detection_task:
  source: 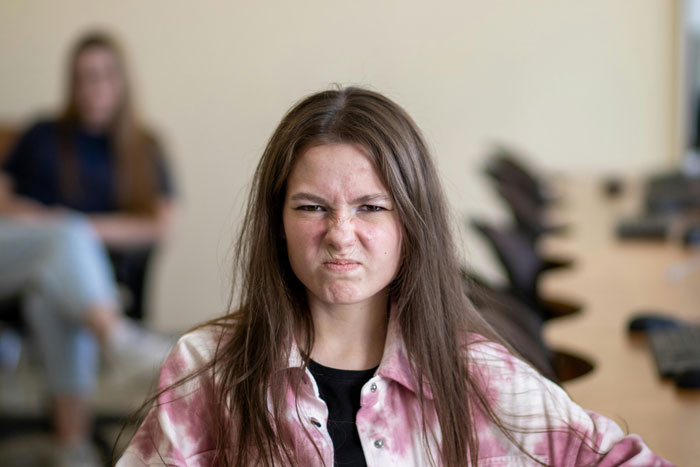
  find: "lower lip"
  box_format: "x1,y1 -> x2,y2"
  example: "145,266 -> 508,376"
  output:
323,262 -> 360,272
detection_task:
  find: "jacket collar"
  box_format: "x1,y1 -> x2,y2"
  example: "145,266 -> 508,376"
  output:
284,303 -> 434,400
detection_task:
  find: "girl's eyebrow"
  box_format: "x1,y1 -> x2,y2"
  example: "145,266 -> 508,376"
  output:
288,192 -> 390,204
353,193 -> 390,204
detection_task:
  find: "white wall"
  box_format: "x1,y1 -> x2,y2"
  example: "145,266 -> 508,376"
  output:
0,0 -> 676,331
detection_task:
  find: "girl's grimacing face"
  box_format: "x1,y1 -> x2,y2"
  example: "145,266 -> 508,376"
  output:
283,143 -> 403,307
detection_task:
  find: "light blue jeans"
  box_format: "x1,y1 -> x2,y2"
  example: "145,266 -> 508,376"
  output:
0,213 -> 118,396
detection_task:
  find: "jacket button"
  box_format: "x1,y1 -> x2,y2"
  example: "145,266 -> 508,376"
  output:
370,382 -> 377,393
310,418 -> 322,428
373,439 -> 384,449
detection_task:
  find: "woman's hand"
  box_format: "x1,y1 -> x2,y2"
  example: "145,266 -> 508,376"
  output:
88,198 -> 177,248
0,171 -> 62,221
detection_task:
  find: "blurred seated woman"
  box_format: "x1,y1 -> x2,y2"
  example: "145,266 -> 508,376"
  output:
117,88 -> 668,466
0,31 -> 176,465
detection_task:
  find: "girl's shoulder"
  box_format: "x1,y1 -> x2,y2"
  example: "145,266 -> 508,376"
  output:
174,324 -> 225,357
462,332 -> 524,372
158,322 -> 231,387
119,325 -> 227,466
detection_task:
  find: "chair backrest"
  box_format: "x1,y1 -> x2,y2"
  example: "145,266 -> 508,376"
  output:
485,158 -> 540,202
465,271 -> 592,383
484,147 -> 552,206
0,125 -> 19,164
463,271 -> 557,382
108,246 -> 156,321
495,182 -> 546,240
470,219 -> 541,301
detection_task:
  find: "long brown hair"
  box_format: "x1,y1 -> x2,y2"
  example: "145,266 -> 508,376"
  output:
58,31 -> 160,215
122,87 -> 578,466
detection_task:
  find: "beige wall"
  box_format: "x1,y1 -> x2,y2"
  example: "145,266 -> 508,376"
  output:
0,1 -> 676,331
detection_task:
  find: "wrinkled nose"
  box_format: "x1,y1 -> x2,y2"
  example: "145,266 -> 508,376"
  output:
325,214 -> 356,253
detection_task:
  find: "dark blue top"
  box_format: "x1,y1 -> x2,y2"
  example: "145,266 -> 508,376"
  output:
1,119 -> 175,213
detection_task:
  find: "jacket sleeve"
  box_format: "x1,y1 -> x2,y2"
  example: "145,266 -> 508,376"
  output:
468,340 -> 676,466
116,328 -> 220,467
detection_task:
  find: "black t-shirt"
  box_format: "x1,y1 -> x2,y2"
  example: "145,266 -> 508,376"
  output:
307,359 -> 378,467
1,119 -> 175,213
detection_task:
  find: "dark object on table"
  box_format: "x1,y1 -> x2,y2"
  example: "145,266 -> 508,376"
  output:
616,216 -> 670,240
675,368 -> 700,389
627,313 -> 685,333
644,172 -> 700,216
648,326 -> 700,379
602,176 -> 623,198
683,225 -> 700,247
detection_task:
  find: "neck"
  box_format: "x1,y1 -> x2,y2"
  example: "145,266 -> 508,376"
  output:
308,292 -> 389,370
80,114 -> 112,135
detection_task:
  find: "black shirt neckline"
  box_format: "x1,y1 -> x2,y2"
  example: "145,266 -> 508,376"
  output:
307,359 -> 378,382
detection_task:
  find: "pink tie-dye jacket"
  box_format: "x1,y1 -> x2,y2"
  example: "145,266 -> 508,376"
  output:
117,316 -> 673,466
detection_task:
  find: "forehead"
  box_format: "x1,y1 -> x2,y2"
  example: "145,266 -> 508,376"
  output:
75,46 -> 118,69
287,143 -> 387,196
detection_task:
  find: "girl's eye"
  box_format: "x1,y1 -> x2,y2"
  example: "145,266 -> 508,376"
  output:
360,205 -> 385,212
297,205 -> 325,212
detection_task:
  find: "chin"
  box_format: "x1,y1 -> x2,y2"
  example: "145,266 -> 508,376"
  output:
319,285 -> 368,305
323,293 -> 364,305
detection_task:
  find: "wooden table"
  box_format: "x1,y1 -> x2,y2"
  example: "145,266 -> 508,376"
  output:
541,177 -> 700,465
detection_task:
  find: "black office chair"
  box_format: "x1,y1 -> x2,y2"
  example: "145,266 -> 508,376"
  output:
464,271 -> 555,381
107,246 -> 156,321
493,182 -> 569,242
484,147 -> 559,208
464,271 -> 593,384
0,245 -> 157,464
469,219 -> 580,321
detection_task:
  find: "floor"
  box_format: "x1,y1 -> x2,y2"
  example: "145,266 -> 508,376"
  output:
0,338 -> 157,467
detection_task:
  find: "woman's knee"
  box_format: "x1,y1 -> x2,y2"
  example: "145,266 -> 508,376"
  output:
29,213 -> 116,314
48,213 -> 98,248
